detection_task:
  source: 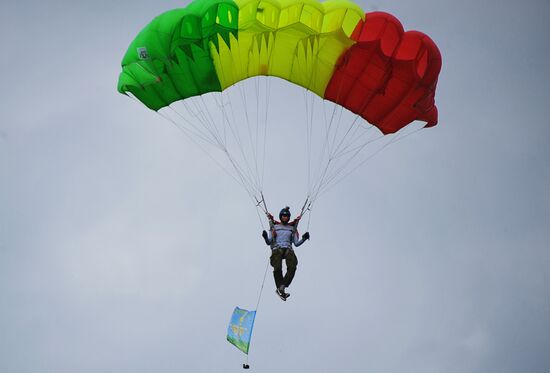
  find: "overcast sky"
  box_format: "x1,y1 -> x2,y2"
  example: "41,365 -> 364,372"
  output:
1,1 -> 549,372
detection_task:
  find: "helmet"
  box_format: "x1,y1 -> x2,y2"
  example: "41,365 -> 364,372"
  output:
279,206 -> 291,220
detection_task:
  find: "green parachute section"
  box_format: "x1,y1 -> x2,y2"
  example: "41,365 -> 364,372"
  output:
118,0 -> 238,110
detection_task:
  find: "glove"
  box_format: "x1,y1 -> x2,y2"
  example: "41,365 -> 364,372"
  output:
262,230 -> 268,240
266,213 -> 274,220
302,232 -> 310,240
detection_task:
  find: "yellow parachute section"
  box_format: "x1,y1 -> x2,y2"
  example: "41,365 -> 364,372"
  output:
209,0 -> 364,96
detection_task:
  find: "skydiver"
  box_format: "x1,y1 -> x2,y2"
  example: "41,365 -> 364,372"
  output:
261,206 -> 310,301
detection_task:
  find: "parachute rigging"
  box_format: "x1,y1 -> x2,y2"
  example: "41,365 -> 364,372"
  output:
118,0 -> 441,227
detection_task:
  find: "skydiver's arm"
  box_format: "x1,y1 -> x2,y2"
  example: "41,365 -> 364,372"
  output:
289,216 -> 305,246
262,230 -> 272,245
293,231 -> 310,247
293,231 -> 305,247
291,215 -> 302,226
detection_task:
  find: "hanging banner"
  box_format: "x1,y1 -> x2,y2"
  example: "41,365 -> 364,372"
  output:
227,307 -> 256,354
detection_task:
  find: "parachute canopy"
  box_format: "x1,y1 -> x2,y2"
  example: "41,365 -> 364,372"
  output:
118,0 -> 441,135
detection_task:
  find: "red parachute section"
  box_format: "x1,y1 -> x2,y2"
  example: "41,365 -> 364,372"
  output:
325,12 -> 442,135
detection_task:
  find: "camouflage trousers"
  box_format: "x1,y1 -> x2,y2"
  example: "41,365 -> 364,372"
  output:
270,248 -> 298,288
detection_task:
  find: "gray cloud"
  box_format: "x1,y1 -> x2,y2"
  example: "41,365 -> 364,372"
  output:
1,1 -> 549,372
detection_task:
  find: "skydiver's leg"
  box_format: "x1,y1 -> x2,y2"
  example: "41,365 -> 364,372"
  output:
282,249 -> 298,287
270,249 -> 284,289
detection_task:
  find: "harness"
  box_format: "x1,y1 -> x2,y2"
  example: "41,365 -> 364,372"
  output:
267,216 -> 299,250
